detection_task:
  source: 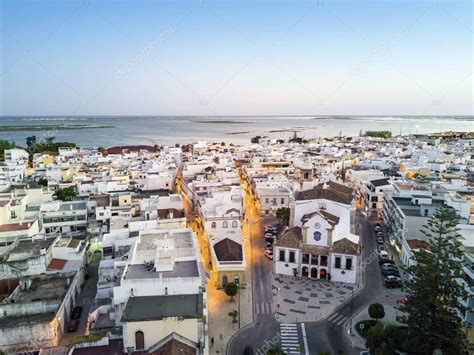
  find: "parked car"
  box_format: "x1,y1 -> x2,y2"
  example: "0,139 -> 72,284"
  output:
379,259 -> 393,266
376,231 -> 383,237
265,225 -> 278,233
67,319 -> 80,332
385,275 -> 401,282
381,263 -> 397,270
265,236 -> 275,244
385,277 -> 401,288
385,280 -> 401,289
379,250 -> 389,259
264,249 -> 273,259
382,269 -> 400,277
376,237 -> 384,244
374,225 -> 381,232
265,232 -> 276,239
71,306 -> 83,320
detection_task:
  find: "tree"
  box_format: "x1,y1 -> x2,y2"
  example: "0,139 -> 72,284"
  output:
276,207 -> 290,226
250,136 -> 261,144
400,208 -> 468,354
37,177 -> 48,187
368,303 -> 385,321
53,186 -> 77,201
366,322 -> 400,355
26,135 -> 37,150
266,347 -> 285,355
224,282 -> 238,302
228,310 -> 238,323
0,139 -> 16,156
44,135 -> 55,145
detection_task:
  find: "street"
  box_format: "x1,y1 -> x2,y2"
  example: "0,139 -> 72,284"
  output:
228,194 -> 384,354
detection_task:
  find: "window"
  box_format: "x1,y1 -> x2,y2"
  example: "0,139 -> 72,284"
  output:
279,250 -> 285,262
222,221 -> 228,228
311,255 -> 319,265
372,203 -> 377,209
10,211 -> 16,219
289,251 -> 295,263
232,220 -> 238,228
211,222 -> 216,229
265,198 -> 269,204
313,231 -> 322,241
345,258 -> 353,270
302,253 -> 310,264
335,257 -> 342,269
320,255 -> 328,266
135,331 -> 145,350
281,198 -> 285,205
371,196 -> 378,202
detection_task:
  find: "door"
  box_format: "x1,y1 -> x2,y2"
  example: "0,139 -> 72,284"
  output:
135,331 -> 145,350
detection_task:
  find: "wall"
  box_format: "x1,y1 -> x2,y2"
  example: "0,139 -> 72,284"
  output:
274,247 -> 299,276
329,253 -> 357,284
123,317 -> 199,350
294,199 -> 351,234
0,317 -> 60,352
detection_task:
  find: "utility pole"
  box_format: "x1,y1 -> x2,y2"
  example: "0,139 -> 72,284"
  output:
350,289 -> 354,335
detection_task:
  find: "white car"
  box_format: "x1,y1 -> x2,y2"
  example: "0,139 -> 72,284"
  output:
265,225 -> 278,232
385,275 -> 401,282
379,250 -> 389,259
264,249 -> 273,259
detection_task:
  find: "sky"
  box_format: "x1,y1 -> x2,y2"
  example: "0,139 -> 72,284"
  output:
0,0 -> 472,117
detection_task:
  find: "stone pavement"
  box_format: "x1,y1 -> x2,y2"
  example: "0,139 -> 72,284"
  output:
272,274 -> 361,323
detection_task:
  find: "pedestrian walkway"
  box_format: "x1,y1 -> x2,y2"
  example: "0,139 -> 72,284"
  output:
272,274 -> 360,323
254,301 -> 273,315
279,323 -> 301,354
327,311 -> 349,326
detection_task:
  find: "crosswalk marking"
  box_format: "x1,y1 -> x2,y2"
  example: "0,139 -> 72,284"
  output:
327,312 -> 349,326
255,302 -> 273,315
279,323 -> 301,354
336,315 -> 348,325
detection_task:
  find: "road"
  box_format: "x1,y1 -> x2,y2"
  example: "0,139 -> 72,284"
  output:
228,198 -> 383,354
305,210 -> 382,354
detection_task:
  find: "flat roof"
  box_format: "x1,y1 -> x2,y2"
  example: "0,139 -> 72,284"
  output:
5,237 -> 56,261
122,294 -> 202,322
124,260 -> 199,280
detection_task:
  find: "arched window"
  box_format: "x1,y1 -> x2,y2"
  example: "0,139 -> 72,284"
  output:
135,331 -> 145,350
211,222 -> 217,229
222,221 -> 228,228
232,220 -> 238,228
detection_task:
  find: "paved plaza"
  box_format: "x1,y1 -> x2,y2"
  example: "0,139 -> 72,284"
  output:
271,274 -> 362,323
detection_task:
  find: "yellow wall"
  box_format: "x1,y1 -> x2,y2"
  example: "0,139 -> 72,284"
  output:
124,317 -> 199,350
216,270 -> 245,288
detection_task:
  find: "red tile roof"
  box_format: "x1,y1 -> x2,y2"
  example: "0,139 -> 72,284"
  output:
0,222 -> 32,232
47,258 -> 67,270
407,239 -> 431,251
